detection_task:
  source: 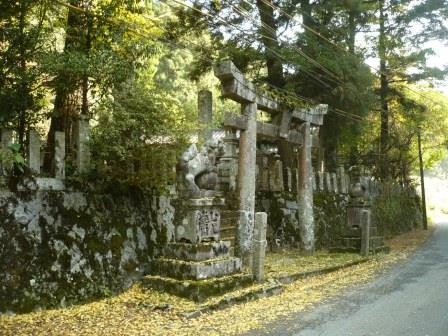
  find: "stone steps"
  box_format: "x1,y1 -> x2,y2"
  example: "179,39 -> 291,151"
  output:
163,241 -> 231,261
342,236 -> 385,249
345,226 -> 378,237
150,257 -> 242,280
142,273 -> 253,302
330,235 -> 389,254
330,245 -> 390,254
220,210 -> 237,248
220,225 -> 236,237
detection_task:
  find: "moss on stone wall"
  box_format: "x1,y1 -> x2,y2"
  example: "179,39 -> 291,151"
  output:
314,192 -> 349,249
0,183 -> 175,313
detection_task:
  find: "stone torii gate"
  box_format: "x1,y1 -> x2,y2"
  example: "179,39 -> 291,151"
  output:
214,61 -> 328,264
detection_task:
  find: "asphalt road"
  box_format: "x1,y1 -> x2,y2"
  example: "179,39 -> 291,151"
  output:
245,220 -> 448,336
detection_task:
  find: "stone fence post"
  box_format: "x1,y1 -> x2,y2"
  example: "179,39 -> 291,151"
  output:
252,212 -> 267,282
28,130 -> 41,174
54,131 -> 65,179
360,209 -> 371,256
75,117 -> 90,174
198,90 -> 213,143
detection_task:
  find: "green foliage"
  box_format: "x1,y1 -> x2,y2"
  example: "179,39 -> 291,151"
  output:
0,0 -> 50,139
0,144 -> 26,174
90,69 -> 193,190
372,182 -> 423,237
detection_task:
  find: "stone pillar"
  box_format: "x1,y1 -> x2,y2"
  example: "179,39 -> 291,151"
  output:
332,172 -> 338,194
336,167 -> 345,193
286,167 -> 292,192
318,171 -> 324,191
1,129 -> 13,176
198,90 -> 213,143
236,102 -> 257,267
1,129 -> 13,150
292,168 -> 299,194
220,128 -> 239,192
75,117 -> 90,174
298,122 -> 314,254
325,172 -> 332,192
360,209 -> 371,256
252,212 -> 267,283
269,159 -> 284,192
54,131 -> 65,179
27,130 -> 40,174
258,155 -> 269,192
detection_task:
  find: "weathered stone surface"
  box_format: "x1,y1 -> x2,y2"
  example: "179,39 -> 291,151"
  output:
298,122 -> 315,254
337,167 -> 346,193
269,159 -> 284,192
175,197 -> 224,244
198,90 -> 213,143
235,210 -> 254,266
151,256 -> 242,280
17,177 -> 65,191
0,187 -> 174,313
74,117 -> 90,174
332,172 -> 338,194
142,273 -> 253,302
27,130 -> 40,174
258,157 -> 270,192
286,167 -> 292,192
177,141 -> 223,197
360,209 -> 371,256
325,172 -> 332,192
163,241 -> 231,261
54,131 -> 65,179
285,200 -> 299,210
236,102 -> 257,267
1,129 -> 13,150
252,212 -> 267,282
318,171 -> 324,191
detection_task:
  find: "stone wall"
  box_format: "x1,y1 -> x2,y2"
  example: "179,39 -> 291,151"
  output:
313,192 -> 350,249
0,178 -> 175,313
256,191 -> 349,250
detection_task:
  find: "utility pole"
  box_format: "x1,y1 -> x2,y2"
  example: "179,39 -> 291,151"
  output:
417,127 -> 428,230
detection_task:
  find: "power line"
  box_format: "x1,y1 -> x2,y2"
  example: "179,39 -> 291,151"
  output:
258,0 -> 442,109
218,0 -> 344,86
52,0 -> 393,133
166,0 -> 343,88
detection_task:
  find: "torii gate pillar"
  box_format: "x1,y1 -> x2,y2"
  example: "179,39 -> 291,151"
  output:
237,102 -> 257,267
298,122 -> 314,254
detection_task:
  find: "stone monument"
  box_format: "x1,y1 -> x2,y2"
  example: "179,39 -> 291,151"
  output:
331,167 -> 389,255
144,118 -> 252,302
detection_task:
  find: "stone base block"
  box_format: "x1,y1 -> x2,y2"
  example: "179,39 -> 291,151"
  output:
163,241 -> 231,261
142,273 -> 253,302
330,236 -> 389,254
151,257 -> 242,280
345,226 -> 378,237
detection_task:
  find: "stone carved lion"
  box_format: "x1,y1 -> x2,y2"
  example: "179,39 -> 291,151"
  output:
177,140 -> 224,197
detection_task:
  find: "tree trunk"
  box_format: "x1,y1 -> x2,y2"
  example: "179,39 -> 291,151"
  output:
348,9 -> 356,54
255,0 -> 285,88
378,0 -> 389,179
44,0 -> 90,172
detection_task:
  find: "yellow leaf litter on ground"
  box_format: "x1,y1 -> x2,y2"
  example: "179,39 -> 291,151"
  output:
0,226 -> 434,336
